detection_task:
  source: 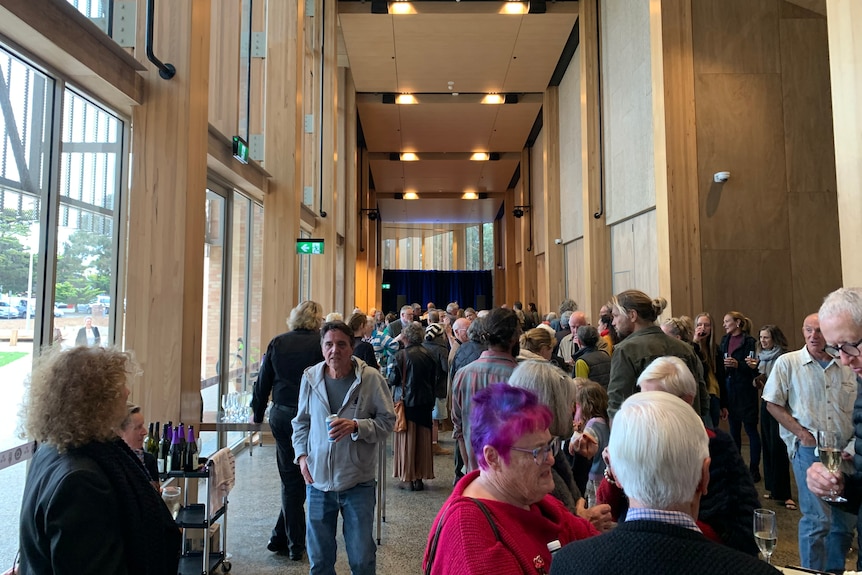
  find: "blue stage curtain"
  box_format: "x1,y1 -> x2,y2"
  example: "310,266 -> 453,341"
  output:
381,270 -> 493,315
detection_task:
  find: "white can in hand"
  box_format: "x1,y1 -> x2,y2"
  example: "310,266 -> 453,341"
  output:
326,414 -> 337,442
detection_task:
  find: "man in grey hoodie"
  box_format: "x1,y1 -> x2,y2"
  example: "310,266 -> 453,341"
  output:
292,320 -> 395,575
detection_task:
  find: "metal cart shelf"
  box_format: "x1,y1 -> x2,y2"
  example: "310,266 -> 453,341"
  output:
165,461 -> 232,575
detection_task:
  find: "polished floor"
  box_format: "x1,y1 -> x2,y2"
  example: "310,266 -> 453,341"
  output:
222,431 -> 826,574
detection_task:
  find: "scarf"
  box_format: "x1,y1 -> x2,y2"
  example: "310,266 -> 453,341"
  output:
757,346 -> 784,375
74,438 -> 181,575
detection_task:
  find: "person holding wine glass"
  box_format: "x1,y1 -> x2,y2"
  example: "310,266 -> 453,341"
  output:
550,392 -> 779,575
762,312 -> 858,573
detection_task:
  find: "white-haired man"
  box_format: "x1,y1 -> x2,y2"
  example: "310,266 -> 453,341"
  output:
633,356 -> 760,555
763,312 -> 857,572
807,287 -> 862,571
551,392 -> 779,574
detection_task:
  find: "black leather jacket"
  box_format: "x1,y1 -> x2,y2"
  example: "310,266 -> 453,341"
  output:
389,344 -> 437,408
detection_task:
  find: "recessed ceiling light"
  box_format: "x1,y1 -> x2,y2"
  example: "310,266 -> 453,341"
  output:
502,1 -> 527,15
403,191 -> 419,200
395,94 -> 418,104
462,191 -> 479,200
481,94 -> 505,105
400,152 -> 419,162
470,152 -> 490,161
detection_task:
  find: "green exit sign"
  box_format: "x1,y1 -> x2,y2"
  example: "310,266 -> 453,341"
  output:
296,239 -> 324,255
381,283 -> 391,290
232,136 -> 249,164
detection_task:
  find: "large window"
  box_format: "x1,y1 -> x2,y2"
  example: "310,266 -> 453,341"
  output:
199,181 -> 264,456
381,223 -> 494,271
0,44 -> 126,567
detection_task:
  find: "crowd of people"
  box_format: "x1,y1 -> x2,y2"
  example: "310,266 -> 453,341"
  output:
16,287 -> 862,575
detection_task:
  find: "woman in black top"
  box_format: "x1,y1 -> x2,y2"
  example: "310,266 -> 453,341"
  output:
348,312 -> 380,370
719,311 -> 761,482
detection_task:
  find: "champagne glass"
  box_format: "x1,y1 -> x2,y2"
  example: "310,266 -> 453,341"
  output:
817,429 -> 848,503
753,508 -> 776,564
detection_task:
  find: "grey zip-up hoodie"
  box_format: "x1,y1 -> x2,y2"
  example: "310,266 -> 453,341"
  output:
292,357 -> 395,492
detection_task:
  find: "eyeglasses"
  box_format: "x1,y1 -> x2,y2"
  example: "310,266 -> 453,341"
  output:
824,338 -> 862,359
510,437 -> 560,465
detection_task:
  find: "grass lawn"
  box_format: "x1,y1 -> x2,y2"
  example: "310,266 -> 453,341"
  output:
0,351 -> 28,368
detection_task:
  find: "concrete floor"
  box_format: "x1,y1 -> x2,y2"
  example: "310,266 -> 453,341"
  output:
223,434 -> 454,574
221,433 -> 838,574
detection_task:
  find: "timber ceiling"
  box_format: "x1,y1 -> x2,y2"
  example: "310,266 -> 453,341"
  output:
338,1 -> 579,224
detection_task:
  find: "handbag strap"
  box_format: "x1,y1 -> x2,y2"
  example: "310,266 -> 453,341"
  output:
424,497 -> 500,575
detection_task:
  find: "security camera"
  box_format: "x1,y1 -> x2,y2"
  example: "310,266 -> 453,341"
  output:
513,208 -> 525,218
713,171 -> 730,183
554,238 -> 563,245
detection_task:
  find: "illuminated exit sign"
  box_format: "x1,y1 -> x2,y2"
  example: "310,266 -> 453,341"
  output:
296,239 -> 324,255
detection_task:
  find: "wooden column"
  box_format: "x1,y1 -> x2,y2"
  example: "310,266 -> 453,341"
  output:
580,0 -> 612,316
260,1 -> 302,342
649,0 -> 702,317
127,0 -> 211,423
543,87 -> 565,313
310,0 -> 340,312
826,0 -> 862,286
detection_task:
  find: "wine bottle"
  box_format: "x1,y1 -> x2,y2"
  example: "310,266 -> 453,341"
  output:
178,422 -> 187,458
158,422 -> 170,473
144,422 -> 157,458
184,425 -> 198,472
168,425 -> 182,473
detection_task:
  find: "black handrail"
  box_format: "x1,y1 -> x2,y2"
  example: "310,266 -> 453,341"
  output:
146,0 -> 176,80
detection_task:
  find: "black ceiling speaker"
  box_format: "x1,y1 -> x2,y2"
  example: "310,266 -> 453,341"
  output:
371,0 -> 388,14
367,210 -> 379,221
513,208 -> 525,218
528,1 -> 547,14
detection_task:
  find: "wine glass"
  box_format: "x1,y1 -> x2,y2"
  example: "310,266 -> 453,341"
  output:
817,429 -> 848,503
753,508 -> 776,564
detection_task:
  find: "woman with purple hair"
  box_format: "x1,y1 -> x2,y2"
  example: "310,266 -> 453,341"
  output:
423,383 -> 597,574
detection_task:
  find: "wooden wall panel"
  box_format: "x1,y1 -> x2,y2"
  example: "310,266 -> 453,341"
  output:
208,0 -> 241,137
780,18 -> 836,194
788,192 -> 842,331
579,0 -> 613,320
542,88 -> 565,311
696,74 -> 788,250
701,248 -> 795,342
825,0 -> 862,286
610,211 -> 659,303
127,0 -> 211,424
565,238 -> 586,318
691,0 -> 781,74
260,1 -> 302,343
651,0 -> 703,318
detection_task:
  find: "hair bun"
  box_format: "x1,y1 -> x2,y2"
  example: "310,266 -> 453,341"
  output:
652,297 -> 668,315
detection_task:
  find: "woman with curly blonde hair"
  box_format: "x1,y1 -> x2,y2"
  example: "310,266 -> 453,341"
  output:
19,346 -> 181,574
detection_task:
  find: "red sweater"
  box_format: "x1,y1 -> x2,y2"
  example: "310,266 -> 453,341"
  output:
424,471 -> 598,574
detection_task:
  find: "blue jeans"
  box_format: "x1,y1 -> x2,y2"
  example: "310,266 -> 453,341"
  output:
306,481 -> 377,575
791,445 -> 855,572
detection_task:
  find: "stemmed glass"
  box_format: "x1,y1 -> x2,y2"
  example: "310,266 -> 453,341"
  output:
753,508 -> 777,564
817,430 -> 848,503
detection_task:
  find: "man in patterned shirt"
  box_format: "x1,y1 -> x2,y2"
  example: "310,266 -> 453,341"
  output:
451,307 -> 520,474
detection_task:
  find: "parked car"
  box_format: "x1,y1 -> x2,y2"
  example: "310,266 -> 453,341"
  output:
0,302 -> 18,319
53,305 -> 65,318
76,302 -> 92,313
